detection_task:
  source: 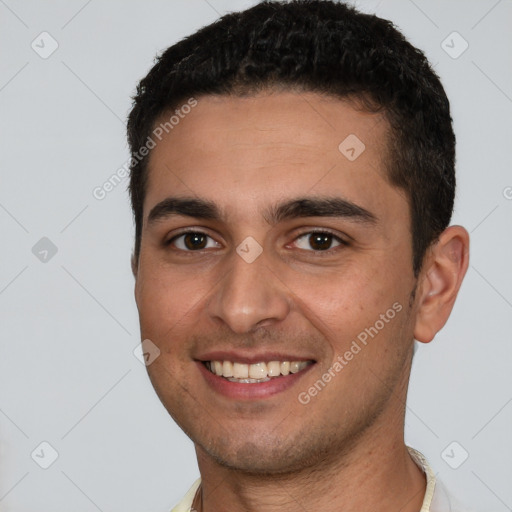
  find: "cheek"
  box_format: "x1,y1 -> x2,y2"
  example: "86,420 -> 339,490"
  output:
288,262 -> 410,353
135,266 -> 199,346
290,265 -> 387,323
135,270 -> 199,399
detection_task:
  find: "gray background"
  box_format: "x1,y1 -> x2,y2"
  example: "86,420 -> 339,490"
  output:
0,0 -> 511,510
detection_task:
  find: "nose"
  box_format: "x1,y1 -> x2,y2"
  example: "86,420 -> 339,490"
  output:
207,247 -> 291,335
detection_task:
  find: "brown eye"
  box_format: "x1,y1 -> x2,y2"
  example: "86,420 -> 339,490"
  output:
168,232 -> 219,251
294,232 -> 344,252
183,233 -> 207,249
309,233 -> 332,250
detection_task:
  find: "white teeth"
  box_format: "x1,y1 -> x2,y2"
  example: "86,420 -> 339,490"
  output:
267,361 -> 281,377
249,362 -> 267,379
227,377 -> 271,383
290,361 -> 308,373
233,362 -> 249,379
290,362 -> 300,373
213,361 -> 223,376
206,359 -> 312,381
222,360 -> 234,378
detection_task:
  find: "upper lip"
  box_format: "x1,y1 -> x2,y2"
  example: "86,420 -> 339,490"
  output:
195,351 -> 316,365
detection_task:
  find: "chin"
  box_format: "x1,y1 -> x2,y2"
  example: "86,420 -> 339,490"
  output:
208,445 -> 305,475
196,427 -> 339,476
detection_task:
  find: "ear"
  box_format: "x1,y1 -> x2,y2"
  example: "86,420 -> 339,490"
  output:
414,225 -> 470,343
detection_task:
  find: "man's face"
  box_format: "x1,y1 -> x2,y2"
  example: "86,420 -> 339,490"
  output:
134,91 -> 420,474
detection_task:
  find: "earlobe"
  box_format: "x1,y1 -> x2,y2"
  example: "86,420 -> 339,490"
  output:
413,225 -> 470,343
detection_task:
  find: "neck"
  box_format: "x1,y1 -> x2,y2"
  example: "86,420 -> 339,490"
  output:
194,413 -> 426,512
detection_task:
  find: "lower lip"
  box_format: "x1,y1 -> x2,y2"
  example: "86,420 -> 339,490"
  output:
196,361 -> 314,400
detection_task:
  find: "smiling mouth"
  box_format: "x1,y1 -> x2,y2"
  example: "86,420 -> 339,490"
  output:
204,360 -> 314,383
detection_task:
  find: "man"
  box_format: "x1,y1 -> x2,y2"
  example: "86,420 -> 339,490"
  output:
127,1 -> 470,510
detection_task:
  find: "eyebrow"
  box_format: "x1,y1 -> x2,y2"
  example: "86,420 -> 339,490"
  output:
147,196 -> 377,226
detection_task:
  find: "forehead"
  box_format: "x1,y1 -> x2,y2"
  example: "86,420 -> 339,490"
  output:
144,91 -> 401,223
150,91 -> 388,161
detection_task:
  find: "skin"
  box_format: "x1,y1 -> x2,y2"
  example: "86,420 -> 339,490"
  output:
132,91 -> 469,512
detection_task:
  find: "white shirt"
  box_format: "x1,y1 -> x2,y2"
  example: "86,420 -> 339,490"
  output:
170,447 -> 467,511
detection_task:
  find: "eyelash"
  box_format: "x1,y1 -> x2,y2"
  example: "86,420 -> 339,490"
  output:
165,229 -> 348,255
